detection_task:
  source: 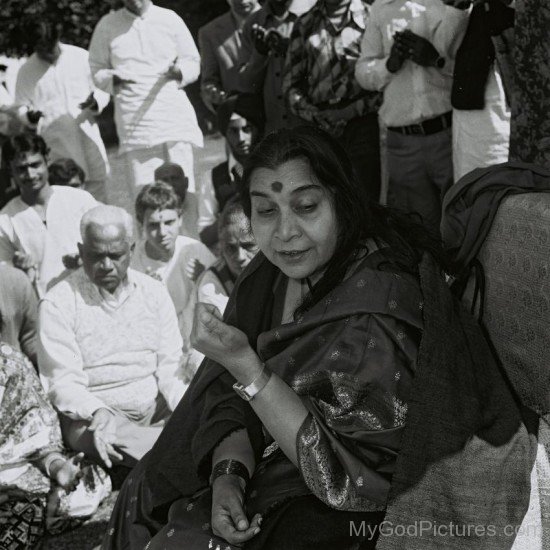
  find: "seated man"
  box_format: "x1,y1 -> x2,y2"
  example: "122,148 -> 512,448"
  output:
198,93 -> 264,249
0,134 -> 97,296
131,182 -> 215,383
38,205 -> 184,469
154,161 -> 199,240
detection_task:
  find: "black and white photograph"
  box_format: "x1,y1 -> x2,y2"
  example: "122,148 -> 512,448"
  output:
0,0 -> 549,548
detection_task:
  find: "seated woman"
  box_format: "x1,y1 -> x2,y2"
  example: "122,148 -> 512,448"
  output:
0,312 -> 110,548
102,127 -> 532,550
197,198 -> 258,314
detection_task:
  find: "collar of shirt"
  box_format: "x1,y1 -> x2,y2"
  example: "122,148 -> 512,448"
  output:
264,2 -> 300,22
227,153 -> 243,182
316,0 -> 366,32
98,274 -> 136,309
123,1 -> 154,20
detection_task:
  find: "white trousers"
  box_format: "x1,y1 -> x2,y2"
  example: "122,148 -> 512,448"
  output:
122,141 -> 196,200
452,65 -> 511,182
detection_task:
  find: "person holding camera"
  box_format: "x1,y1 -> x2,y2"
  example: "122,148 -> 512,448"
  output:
355,0 -> 470,236
238,0 -> 300,133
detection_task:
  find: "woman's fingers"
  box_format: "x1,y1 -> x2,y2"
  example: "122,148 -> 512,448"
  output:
249,513 -> 262,530
228,497 -> 249,531
212,515 -> 260,546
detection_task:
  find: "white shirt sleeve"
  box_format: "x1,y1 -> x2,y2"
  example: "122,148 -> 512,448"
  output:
13,65 -> 35,127
0,218 -> 16,263
37,298 -> 108,420
197,173 -> 219,231
355,9 -> 393,92
154,284 -> 186,411
172,14 -> 201,88
89,19 -> 116,95
431,5 -> 471,61
81,49 -> 111,112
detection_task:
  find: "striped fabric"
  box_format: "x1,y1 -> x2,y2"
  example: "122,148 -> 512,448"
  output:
283,0 -> 380,130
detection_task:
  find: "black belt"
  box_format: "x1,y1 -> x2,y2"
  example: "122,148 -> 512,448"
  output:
388,111 -> 452,136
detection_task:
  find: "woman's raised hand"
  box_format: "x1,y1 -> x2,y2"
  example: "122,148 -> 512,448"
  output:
211,475 -> 262,545
191,303 -> 263,384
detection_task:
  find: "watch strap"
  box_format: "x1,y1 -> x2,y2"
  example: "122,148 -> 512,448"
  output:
233,365 -> 272,401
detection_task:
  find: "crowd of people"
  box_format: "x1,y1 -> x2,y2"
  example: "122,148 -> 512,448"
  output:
0,0 -> 546,549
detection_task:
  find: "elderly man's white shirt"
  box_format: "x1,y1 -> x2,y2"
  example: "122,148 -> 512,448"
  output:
89,4 -> 203,153
38,268 -> 184,421
14,44 -> 110,176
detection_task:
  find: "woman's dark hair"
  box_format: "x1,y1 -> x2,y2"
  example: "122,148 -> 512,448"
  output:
48,158 -> 86,186
135,181 -> 182,225
2,133 -> 49,167
218,197 -> 249,238
241,126 -> 449,315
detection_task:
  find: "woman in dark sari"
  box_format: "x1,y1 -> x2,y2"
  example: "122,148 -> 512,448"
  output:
102,126 -> 532,550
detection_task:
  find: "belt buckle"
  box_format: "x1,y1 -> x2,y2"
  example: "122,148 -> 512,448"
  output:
409,123 -> 424,136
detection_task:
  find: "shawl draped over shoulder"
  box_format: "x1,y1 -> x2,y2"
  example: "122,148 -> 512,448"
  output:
146,249 -> 422,515
145,250 -> 534,549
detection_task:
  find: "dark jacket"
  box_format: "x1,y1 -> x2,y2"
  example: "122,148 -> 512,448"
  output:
451,0 -> 515,110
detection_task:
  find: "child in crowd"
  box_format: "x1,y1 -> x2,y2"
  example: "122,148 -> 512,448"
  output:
131,182 -> 215,383
154,161 -> 200,240
48,157 -> 86,189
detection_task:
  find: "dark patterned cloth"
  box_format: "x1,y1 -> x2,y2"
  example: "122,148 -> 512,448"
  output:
282,0 -> 380,133
441,161 -> 550,272
509,0 -> 550,166
0,496 -> 46,550
378,254 -> 534,550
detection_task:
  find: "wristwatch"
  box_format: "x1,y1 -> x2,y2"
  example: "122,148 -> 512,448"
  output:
434,56 -> 446,69
233,365 -> 272,401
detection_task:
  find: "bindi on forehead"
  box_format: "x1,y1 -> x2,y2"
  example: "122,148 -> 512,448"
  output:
271,181 -> 283,193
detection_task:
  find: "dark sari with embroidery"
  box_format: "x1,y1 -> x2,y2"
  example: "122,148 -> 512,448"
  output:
103,248 -> 422,550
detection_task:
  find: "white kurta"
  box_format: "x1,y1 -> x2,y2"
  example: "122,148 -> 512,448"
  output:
38,268 -> 184,420
131,236 -> 215,380
89,4 -> 203,154
0,186 -> 97,296
15,44 -> 110,197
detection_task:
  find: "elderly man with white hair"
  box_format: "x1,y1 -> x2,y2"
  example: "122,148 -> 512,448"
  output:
37,205 -> 184,469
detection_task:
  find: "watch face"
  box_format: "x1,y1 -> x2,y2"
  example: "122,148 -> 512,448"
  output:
233,382 -> 253,401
